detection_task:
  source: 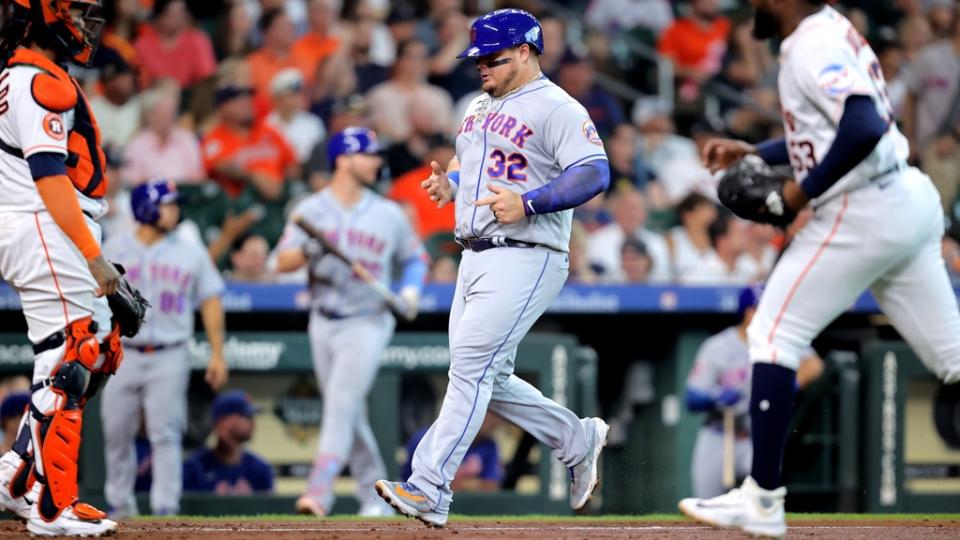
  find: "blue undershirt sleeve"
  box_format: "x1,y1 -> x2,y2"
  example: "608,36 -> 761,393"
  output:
521,159 -> 610,216
27,152 -> 67,180
756,138 -> 789,166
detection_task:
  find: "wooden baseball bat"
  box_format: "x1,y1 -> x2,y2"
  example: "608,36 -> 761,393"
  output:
722,407 -> 735,490
292,215 -> 412,321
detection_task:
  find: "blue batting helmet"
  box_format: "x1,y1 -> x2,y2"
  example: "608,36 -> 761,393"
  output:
457,9 -> 544,59
737,283 -> 764,316
131,178 -> 180,225
327,127 -> 380,169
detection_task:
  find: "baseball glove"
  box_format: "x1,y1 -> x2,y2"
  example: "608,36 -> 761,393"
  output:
717,155 -> 797,228
107,264 -> 150,338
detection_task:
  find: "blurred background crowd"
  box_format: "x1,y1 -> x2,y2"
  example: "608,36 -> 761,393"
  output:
37,0 -> 960,286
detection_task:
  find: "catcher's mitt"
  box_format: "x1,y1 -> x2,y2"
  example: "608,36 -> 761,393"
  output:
107,264 -> 150,338
717,155 -> 797,228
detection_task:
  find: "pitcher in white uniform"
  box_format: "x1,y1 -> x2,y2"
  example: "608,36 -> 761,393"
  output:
679,2 -> 960,538
374,9 -> 611,528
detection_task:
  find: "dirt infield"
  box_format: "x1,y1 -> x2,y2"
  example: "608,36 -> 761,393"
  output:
2,517 -> 959,539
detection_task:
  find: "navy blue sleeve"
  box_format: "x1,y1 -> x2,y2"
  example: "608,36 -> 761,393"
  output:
27,152 -> 67,180
800,95 -> 889,199
756,138 -> 789,166
249,455 -> 274,492
521,159 -> 610,216
685,388 -> 715,412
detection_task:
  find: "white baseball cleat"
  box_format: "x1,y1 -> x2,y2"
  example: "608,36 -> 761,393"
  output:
0,452 -> 32,520
569,417 -> 609,510
26,501 -> 118,537
678,476 -> 786,539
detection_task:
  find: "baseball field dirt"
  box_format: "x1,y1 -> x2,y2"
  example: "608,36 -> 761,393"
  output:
2,515 -> 958,538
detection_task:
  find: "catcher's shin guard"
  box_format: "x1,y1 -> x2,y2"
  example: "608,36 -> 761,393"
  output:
28,316 -> 104,521
82,322 -> 124,405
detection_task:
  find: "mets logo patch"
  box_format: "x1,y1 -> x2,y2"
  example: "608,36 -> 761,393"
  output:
43,112 -> 65,141
582,120 -> 602,146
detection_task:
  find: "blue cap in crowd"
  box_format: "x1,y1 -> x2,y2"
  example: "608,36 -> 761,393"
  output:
0,391 -> 30,421
211,390 -> 261,423
738,283 -> 764,316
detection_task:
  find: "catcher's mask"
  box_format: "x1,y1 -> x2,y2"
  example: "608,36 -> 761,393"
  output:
12,0 -> 105,66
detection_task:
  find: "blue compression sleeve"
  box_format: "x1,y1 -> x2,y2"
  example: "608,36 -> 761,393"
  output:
399,255 -> 428,292
28,152 -> 67,180
800,95 -> 888,199
521,159 -> 610,216
448,170 -> 460,185
756,138 -> 789,166
686,388 -> 715,412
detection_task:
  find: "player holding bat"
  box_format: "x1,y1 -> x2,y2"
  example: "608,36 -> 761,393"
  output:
275,127 -> 428,517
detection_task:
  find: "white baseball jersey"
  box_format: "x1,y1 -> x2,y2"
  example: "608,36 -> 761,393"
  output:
0,63 -> 107,219
778,5 -> 908,204
276,189 -> 426,317
102,229 -> 224,346
454,75 -> 608,252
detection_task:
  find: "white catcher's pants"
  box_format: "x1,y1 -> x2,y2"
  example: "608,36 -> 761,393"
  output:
749,168 -> 960,384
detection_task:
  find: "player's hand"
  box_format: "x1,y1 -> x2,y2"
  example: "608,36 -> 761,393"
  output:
88,255 -> 121,297
421,161 -> 454,208
781,179 -> 809,212
397,286 -> 420,322
476,184 -> 524,224
205,353 -> 229,391
715,388 -> 741,408
702,138 -> 757,173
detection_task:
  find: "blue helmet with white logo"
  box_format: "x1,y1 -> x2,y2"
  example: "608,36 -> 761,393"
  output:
737,283 -> 764,316
327,127 -> 380,169
457,9 -> 544,59
131,178 -> 180,225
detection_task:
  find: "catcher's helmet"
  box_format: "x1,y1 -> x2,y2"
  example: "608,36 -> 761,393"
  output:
12,0 -> 105,66
131,179 -> 180,225
457,9 -> 543,59
327,127 -> 380,169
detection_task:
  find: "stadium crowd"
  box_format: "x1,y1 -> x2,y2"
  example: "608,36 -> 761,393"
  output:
48,0 -> 960,286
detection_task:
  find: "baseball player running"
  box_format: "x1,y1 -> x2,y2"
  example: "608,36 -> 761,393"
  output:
686,285 -> 822,499
0,0 -> 129,536
375,9 -> 611,528
275,127 -> 428,517
100,179 -> 228,517
679,1 -> 960,537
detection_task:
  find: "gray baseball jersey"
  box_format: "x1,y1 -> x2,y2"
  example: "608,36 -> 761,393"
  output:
453,75 -> 608,252
101,229 -> 225,346
276,189 -> 426,317
687,327 -> 753,422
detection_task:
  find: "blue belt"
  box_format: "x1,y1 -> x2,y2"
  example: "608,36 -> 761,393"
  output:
128,341 -> 186,353
317,307 -> 357,320
456,237 -> 544,252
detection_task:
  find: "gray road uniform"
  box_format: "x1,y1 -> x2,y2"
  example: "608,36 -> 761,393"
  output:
100,229 -> 224,515
407,76 -> 608,514
276,188 -> 426,512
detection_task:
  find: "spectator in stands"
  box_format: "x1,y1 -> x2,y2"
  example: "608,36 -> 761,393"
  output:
248,8 -> 318,112
569,220 -> 600,284
585,0 -> 674,37
226,232 -> 272,282
347,0 -> 398,67
102,0 -> 144,79
430,256 -> 458,283
90,47 -> 141,156
202,84 -> 299,201
0,391 -> 29,454
310,52 -> 360,126
122,84 -> 206,186
212,0 -> 255,61
348,16 -> 390,94
621,237 -> 653,283
245,0 -> 309,42
928,0 -> 956,38
388,135 -> 456,239
656,122 -> 720,205
632,96 -> 699,208
366,39 -> 452,143
428,9 -> 479,102
183,390 -> 274,495
681,212 -> 758,285
266,68 -> 326,166
876,38 -> 909,118
608,123 -> 647,191
134,0 -> 217,88
587,186 -> 670,283
556,49 -> 625,139
401,412 -> 502,492
538,13 -> 567,79
743,223 -> 779,281
657,0 -> 731,103
903,5 -> 960,212
669,193 -> 718,284
293,0 -> 342,76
